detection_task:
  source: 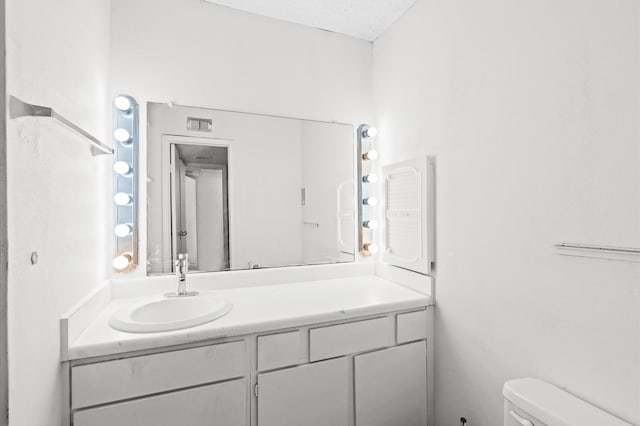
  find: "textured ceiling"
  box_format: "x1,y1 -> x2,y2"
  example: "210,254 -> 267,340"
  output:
201,0 -> 417,41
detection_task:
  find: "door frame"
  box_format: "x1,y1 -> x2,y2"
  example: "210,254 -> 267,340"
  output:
169,144 -> 187,267
0,0 -> 8,423
160,135 -> 235,273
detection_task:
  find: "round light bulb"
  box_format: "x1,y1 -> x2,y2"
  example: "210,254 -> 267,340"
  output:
363,220 -> 379,230
363,173 -> 378,183
113,161 -> 132,176
114,128 -> 132,145
112,253 -> 132,271
114,223 -> 133,237
364,243 -> 379,255
363,126 -> 378,138
363,197 -> 378,207
363,150 -> 378,161
114,192 -> 133,206
114,96 -> 132,112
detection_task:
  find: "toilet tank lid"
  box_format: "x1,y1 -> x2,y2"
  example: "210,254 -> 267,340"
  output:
503,378 -> 631,426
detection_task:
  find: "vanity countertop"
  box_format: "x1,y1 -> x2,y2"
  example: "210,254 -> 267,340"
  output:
66,275 -> 432,361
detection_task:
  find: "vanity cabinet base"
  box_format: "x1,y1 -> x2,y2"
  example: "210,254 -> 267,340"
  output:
66,307 -> 432,426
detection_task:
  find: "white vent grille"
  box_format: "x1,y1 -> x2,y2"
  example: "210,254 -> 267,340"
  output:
385,168 -> 421,262
383,157 -> 434,275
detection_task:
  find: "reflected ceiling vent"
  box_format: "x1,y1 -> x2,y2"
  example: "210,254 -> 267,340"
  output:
187,117 -> 213,132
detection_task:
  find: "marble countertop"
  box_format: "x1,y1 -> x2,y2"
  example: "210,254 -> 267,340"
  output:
66,275 -> 432,361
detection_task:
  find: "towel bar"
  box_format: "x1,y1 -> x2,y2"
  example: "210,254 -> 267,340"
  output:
9,96 -> 113,155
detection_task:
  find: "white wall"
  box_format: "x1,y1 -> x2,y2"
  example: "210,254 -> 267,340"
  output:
6,0 -> 111,424
110,0 -> 373,277
300,121 -> 355,262
373,0 -> 640,424
226,115 -> 303,269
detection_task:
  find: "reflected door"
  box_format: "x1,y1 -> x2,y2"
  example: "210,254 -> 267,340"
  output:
195,168 -> 226,271
184,176 -> 198,268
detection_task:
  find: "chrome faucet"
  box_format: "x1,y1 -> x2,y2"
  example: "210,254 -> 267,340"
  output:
165,253 -> 199,297
176,253 -> 188,292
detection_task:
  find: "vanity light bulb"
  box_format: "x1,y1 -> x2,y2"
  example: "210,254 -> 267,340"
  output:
362,126 -> 378,138
363,150 -> 378,161
114,223 -> 133,238
363,197 -> 378,207
114,96 -> 132,112
363,220 -> 379,230
113,161 -> 132,176
114,128 -> 132,145
112,253 -> 133,271
363,243 -> 379,255
363,173 -> 378,183
114,192 -> 133,206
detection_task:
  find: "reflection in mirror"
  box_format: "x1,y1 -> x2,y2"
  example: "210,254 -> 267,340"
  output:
170,143 -> 229,272
147,103 -> 355,275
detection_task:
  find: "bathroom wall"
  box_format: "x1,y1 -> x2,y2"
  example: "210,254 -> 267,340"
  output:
0,1 -> 7,424
5,2 -> 371,421
373,0 -> 640,424
5,0 -> 111,424
300,121 -> 355,263
110,0 -> 374,277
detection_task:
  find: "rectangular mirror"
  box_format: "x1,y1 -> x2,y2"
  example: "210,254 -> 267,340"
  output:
147,103 -> 355,275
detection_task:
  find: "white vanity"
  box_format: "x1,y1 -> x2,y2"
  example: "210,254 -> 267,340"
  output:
65,49 -> 437,426
62,274 -> 434,426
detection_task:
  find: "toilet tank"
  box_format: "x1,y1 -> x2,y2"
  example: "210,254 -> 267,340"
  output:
503,378 -> 632,426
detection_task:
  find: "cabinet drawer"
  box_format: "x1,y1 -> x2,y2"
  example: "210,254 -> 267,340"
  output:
309,317 -> 391,362
397,310 -> 428,344
71,340 -> 246,409
73,379 -> 246,426
258,331 -> 304,371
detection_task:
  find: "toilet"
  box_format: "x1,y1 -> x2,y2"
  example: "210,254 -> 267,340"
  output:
503,378 -> 632,426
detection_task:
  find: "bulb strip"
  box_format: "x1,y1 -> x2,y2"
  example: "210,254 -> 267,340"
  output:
112,95 -> 140,272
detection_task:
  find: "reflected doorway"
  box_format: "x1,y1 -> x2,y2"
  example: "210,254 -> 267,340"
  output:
167,139 -> 230,272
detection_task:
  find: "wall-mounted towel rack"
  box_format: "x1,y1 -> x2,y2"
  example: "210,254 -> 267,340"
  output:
554,242 -> 640,263
9,96 -> 113,155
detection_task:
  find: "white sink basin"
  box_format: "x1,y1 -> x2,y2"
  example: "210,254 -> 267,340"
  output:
109,292 -> 232,333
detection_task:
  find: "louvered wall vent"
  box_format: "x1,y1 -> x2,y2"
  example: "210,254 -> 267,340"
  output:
383,156 -> 435,275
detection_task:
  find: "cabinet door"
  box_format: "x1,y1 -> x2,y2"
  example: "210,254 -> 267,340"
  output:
257,357 -> 349,426
73,379 -> 246,426
382,156 -> 435,275
354,341 -> 427,426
